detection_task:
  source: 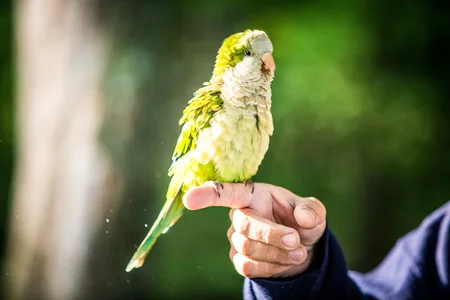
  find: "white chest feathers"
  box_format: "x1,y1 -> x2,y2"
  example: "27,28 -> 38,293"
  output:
194,102 -> 273,182
193,62 -> 274,182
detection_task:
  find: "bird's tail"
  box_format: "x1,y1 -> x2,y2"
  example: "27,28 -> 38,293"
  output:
126,189 -> 185,272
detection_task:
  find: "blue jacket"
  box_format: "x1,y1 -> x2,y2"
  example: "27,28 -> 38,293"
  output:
244,202 -> 450,299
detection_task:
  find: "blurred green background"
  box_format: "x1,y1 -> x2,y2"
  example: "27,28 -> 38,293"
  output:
0,0 -> 449,299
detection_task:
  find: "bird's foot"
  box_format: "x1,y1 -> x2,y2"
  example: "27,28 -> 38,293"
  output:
244,180 -> 255,194
206,181 -> 224,197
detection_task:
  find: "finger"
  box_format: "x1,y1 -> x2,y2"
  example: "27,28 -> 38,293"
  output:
229,244 -> 237,262
227,225 -> 235,243
232,253 -> 291,278
229,208 -> 236,221
233,208 -> 300,250
294,197 -> 326,229
183,183 -> 253,210
294,197 -> 327,246
231,232 -> 306,265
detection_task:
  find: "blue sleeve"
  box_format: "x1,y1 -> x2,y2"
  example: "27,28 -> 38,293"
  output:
244,202 -> 450,300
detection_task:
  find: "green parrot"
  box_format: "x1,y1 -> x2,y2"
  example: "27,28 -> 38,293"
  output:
126,29 -> 275,272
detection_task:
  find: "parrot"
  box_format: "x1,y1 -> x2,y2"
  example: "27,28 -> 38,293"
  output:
126,29 -> 275,272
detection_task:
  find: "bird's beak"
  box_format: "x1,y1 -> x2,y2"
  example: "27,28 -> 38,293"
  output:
261,52 -> 275,73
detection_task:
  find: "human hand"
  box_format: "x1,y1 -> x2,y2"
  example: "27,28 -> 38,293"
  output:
183,182 -> 326,278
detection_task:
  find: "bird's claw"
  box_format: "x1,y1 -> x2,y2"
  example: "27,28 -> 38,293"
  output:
206,181 -> 224,197
244,180 -> 255,194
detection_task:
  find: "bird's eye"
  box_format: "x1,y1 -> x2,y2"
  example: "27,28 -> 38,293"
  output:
245,50 -> 252,56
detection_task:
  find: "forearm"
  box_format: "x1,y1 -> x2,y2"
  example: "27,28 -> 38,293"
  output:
245,202 -> 450,299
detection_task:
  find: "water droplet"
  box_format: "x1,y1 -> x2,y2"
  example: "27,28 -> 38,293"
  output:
106,230 -> 109,234
106,218 -> 110,223
126,279 -> 131,283
145,224 -> 148,227
110,209 -> 114,213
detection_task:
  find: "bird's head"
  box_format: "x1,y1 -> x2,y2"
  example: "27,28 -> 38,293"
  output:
212,30 -> 275,83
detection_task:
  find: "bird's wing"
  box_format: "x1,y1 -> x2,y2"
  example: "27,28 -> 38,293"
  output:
169,83 -> 223,172
125,84 -> 223,272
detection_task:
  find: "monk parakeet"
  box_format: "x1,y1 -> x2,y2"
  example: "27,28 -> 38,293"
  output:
126,29 -> 275,272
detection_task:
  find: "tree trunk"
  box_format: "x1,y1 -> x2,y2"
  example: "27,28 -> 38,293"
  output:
5,1 -> 111,299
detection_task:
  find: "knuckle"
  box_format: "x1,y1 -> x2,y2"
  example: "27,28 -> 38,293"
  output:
241,260 -> 254,277
253,223 -> 269,244
241,237 -> 253,256
229,247 -> 236,262
263,226 -> 274,244
227,226 -> 234,242
229,209 -> 235,221
234,211 -> 251,236
268,246 -> 284,263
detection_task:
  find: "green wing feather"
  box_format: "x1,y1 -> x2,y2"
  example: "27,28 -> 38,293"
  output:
171,83 -> 223,164
126,83 -> 223,272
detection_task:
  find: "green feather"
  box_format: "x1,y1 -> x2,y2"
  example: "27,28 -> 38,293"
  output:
126,85 -> 223,272
125,190 -> 184,272
171,83 -> 223,164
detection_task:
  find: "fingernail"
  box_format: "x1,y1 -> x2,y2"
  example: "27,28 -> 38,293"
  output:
289,249 -> 304,262
282,233 -> 296,248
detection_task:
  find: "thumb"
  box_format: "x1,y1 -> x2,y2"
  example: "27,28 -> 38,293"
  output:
293,197 -> 327,246
183,182 -> 253,210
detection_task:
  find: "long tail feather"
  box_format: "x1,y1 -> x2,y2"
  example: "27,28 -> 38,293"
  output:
126,190 -> 185,272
